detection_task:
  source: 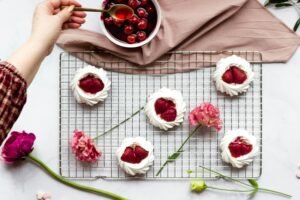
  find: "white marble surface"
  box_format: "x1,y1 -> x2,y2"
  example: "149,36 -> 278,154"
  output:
0,0 -> 299,199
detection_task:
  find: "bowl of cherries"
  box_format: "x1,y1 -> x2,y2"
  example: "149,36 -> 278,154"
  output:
100,0 -> 162,48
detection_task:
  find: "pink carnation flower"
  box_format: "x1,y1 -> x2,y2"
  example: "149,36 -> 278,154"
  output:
71,130 -> 101,163
189,102 -> 222,131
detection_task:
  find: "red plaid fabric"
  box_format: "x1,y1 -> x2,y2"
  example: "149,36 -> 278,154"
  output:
0,61 -> 27,146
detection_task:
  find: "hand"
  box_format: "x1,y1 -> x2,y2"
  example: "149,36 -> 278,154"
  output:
30,0 -> 86,55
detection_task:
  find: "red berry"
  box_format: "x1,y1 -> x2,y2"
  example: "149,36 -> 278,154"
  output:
104,16 -> 113,26
222,69 -> 234,84
134,146 -> 149,160
228,137 -> 253,158
137,8 -> 148,18
121,147 -> 137,163
79,74 -> 104,94
128,14 -> 139,24
127,34 -> 137,44
113,19 -> 124,27
140,0 -> 148,6
231,66 -> 247,84
137,31 -> 147,41
121,146 -> 149,164
137,18 -> 148,30
128,0 -> 140,9
114,0 -> 125,3
160,107 -> 177,122
155,98 -> 175,114
222,66 -> 247,84
124,25 -> 134,35
146,5 -> 154,14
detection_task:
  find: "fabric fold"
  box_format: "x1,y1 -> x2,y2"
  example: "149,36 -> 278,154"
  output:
57,0 -> 299,69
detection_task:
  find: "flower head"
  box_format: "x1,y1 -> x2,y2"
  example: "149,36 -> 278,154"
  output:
191,180 -> 207,193
36,192 -> 51,200
71,130 -> 101,163
1,131 -> 36,162
189,102 -> 222,131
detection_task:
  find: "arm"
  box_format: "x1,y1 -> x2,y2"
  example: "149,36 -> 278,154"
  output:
7,0 -> 86,85
0,0 -> 86,145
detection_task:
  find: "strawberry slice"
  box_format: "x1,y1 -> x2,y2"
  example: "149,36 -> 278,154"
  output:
79,74 -> 104,94
222,69 -> 234,84
231,66 -> 247,84
222,66 -> 247,84
228,137 -> 253,158
121,145 -> 149,164
154,98 -> 175,114
160,107 -> 177,122
135,146 -> 149,161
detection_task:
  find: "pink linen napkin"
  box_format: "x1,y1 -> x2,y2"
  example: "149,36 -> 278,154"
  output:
57,0 -> 300,69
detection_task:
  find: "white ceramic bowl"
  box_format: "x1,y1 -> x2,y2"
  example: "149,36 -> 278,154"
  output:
99,0 -> 162,48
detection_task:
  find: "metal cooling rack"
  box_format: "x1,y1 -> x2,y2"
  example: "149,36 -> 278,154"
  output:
59,51 -> 262,180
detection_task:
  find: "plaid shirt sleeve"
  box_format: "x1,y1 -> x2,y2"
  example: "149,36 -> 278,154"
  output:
0,61 -> 27,146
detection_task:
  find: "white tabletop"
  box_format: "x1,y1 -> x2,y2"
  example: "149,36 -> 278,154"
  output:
0,0 -> 299,199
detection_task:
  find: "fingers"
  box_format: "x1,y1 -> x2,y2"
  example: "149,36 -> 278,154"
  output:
69,16 -> 85,24
57,5 -> 74,22
72,11 -> 86,18
63,22 -> 81,29
50,0 -> 81,9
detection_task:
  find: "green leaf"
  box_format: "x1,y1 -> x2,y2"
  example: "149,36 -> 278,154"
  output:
275,3 -> 292,7
249,188 -> 259,198
294,18 -> 300,31
248,179 -> 259,188
167,151 -> 182,161
186,169 -> 193,174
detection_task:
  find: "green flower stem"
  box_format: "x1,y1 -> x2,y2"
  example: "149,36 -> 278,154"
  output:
93,106 -> 144,140
156,125 -> 201,176
27,154 -> 128,200
207,186 -> 253,193
259,188 -> 292,198
198,166 -> 251,188
195,166 -> 292,198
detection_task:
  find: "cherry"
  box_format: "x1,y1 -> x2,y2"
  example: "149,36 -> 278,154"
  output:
228,137 -> 253,158
146,5 -> 154,14
160,107 -> 177,122
104,16 -> 113,26
222,66 -> 247,84
128,0 -> 140,9
79,74 -> 104,94
137,18 -> 148,30
137,8 -> 148,18
124,25 -> 134,35
127,34 -> 137,44
128,14 -> 139,24
140,0 -> 149,6
113,19 -> 124,27
137,31 -> 147,41
121,145 -> 149,164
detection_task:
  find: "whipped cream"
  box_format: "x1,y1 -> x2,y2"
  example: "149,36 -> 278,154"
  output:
71,65 -> 111,106
144,87 -> 186,131
116,137 -> 154,176
220,129 -> 259,168
214,55 -> 254,96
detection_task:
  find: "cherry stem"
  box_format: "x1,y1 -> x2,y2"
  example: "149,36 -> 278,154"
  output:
156,125 -> 201,176
93,106 -> 144,140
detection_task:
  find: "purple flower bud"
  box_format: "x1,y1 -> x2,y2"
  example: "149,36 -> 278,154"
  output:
1,131 -> 36,162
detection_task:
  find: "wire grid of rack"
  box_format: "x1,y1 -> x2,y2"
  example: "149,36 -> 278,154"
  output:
59,51 -> 262,180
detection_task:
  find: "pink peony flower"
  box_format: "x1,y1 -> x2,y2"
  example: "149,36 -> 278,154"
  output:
189,102 -> 222,131
71,130 -> 101,163
1,131 -> 36,162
